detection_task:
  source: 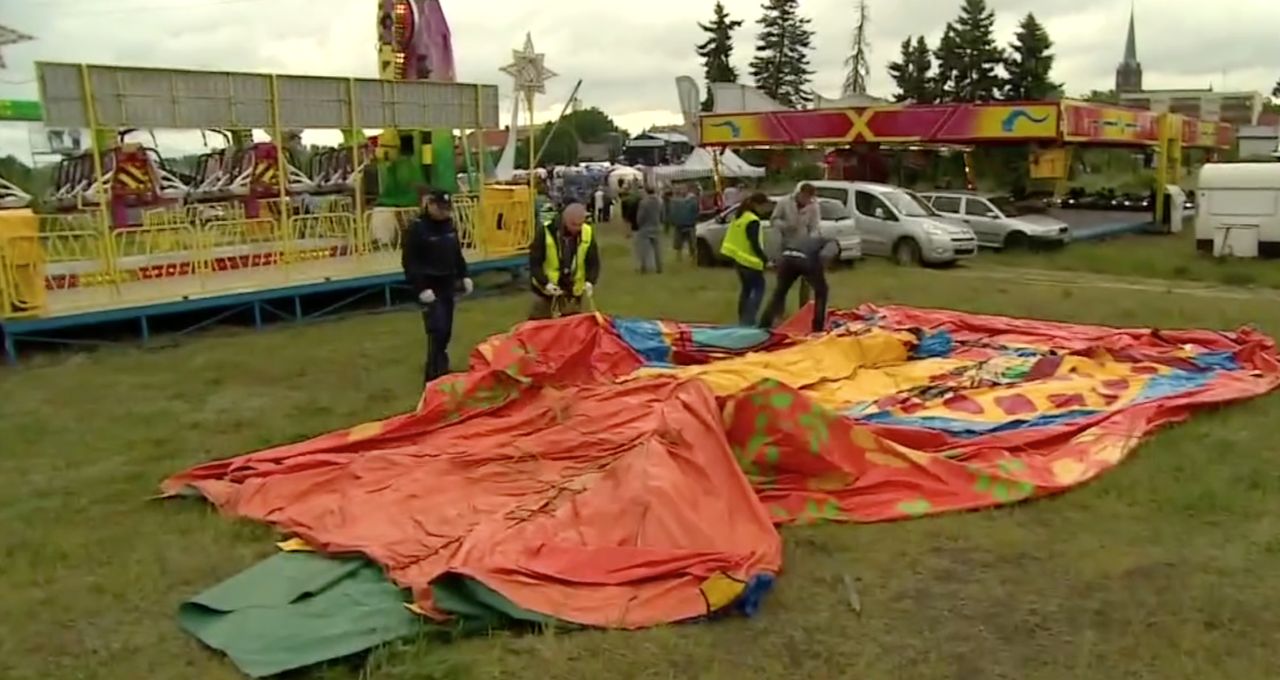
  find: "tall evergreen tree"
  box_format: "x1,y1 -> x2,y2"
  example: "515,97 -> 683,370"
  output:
932,23 -> 963,101
944,0 -> 1005,102
749,0 -> 816,108
1003,13 -> 1060,100
696,2 -> 744,111
909,36 -> 935,103
1272,77 -> 1280,99
887,37 -> 915,102
887,35 -> 935,103
842,0 -> 871,96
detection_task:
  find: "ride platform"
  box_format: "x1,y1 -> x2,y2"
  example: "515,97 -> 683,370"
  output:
0,247 -> 527,364
0,193 -> 535,363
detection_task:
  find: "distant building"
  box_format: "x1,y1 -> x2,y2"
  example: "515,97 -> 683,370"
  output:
1237,125 -> 1280,159
622,131 -> 692,166
1119,89 -> 1265,127
1112,6 -> 1264,126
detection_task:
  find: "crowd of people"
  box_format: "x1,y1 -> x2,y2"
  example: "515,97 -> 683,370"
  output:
400,180 -> 832,384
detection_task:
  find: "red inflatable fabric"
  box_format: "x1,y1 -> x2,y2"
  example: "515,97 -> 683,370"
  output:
163,315 -> 782,627
165,305 -> 1280,625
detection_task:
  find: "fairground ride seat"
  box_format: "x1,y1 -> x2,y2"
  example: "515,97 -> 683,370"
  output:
0,177 -> 32,210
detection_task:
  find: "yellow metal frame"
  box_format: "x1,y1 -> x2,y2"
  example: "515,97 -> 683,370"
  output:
1153,113 -> 1184,227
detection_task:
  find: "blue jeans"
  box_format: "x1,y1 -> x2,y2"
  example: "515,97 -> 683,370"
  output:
735,265 -> 766,326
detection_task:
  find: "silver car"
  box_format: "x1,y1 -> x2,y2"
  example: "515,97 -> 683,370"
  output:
920,191 -> 1071,249
695,196 -> 863,267
805,180 -> 978,266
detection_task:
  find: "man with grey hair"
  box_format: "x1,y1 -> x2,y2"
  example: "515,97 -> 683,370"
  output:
770,182 -> 821,306
528,202 -> 600,320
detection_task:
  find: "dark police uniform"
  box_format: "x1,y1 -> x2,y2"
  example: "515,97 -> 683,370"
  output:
401,191 -> 470,384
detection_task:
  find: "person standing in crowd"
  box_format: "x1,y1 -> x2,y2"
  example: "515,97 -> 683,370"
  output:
634,186 -> 664,274
720,192 -> 770,326
401,190 -> 473,384
535,181 -> 557,227
758,233 -> 837,333
621,185 -> 640,231
528,202 -> 600,319
593,185 -> 606,223
661,187 -> 675,236
770,183 -> 821,309
722,180 -> 743,211
668,185 -> 701,262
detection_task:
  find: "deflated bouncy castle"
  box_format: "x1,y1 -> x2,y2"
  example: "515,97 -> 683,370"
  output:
162,305 -> 1280,676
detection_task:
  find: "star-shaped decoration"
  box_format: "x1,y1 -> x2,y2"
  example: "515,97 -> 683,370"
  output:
0,24 -> 34,70
499,32 -> 556,96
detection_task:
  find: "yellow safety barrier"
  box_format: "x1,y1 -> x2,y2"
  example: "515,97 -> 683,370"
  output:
479,185 -> 534,257
1,189 -> 533,320
114,222 -> 200,259
0,211 -> 46,318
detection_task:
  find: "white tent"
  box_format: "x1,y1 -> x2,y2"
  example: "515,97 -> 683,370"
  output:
653,147 -> 765,181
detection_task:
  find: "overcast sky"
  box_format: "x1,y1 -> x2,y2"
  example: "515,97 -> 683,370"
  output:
1,0 -> 1278,160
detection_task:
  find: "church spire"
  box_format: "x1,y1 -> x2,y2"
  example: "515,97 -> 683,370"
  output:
1122,3 -> 1138,64
1115,3 -> 1143,93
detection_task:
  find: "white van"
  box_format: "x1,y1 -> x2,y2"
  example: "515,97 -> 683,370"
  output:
1195,163 -> 1280,258
801,181 -> 978,266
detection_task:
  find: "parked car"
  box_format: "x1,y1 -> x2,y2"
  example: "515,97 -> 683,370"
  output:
919,191 -> 1071,250
803,180 -> 978,266
695,196 -> 863,267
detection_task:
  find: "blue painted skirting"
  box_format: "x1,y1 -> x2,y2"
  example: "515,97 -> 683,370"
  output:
1,255 -> 527,364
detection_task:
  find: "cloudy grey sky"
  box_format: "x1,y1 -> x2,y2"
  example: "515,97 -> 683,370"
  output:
1,0 -> 1278,159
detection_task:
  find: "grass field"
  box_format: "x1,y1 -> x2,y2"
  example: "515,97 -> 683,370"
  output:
981,225 -> 1280,290
4,229 -> 1280,680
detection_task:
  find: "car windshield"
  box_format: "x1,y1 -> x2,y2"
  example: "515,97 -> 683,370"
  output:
883,190 -> 936,217
989,196 -> 1023,216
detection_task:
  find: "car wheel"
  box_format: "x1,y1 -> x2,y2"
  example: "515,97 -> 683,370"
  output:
695,239 -> 716,267
1002,231 -> 1030,250
892,238 -> 922,267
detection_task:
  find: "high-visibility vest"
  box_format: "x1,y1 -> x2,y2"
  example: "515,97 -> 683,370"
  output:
541,222 -> 594,296
720,210 -> 764,270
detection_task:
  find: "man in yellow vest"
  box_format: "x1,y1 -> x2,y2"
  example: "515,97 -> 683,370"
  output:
720,192 -> 771,326
528,202 -> 601,320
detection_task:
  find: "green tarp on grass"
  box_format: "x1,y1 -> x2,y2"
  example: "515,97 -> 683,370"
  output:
180,552 -> 567,677
179,552 -> 423,678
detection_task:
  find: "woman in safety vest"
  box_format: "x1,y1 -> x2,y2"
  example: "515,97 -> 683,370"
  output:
719,192 -> 771,326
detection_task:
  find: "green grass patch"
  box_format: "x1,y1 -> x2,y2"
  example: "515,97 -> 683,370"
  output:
3,227 -> 1280,679
990,227 -> 1280,289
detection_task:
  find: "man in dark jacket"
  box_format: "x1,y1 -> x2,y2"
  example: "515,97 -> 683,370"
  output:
401,190 -> 473,384
528,202 -> 600,319
758,234 -> 837,333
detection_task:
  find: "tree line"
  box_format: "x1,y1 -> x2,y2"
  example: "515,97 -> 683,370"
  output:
697,0 -> 1060,109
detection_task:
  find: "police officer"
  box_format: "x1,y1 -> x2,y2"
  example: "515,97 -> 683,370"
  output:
401,190 -> 473,384
758,233 -> 837,333
528,202 -> 600,320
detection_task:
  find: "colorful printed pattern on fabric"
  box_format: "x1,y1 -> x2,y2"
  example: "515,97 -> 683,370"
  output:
165,304 -> 1280,645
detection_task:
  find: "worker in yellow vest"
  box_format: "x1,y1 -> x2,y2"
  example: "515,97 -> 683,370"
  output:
720,192 -> 771,326
528,202 -> 601,320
